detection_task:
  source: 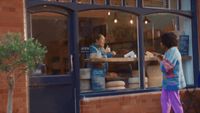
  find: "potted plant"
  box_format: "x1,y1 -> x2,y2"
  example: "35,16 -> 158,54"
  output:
0,33 -> 47,113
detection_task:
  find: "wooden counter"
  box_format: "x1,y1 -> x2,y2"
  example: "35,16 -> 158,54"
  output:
85,57 -> 158,63
85,55 -> 191,63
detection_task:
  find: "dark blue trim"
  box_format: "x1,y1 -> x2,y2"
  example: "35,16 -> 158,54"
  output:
28,10 -> 68,16
137,0 -> 142,8
138,15 -> 145,89
191,0 -> 200,87
29,75 -> 72,86
122,0 -> 125,7
69,11 -> 80,113
27,1 -> 192,18
91,0 -> 94,5
72,0 -> 76,3
27,1 -> 75,11
178,0 -> 181,10
80,85 -> 197,98
80,88 -> 162,98
140,8 -> 191,18
106,0 -> 110,5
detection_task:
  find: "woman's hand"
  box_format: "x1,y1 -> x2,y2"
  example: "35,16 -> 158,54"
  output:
152,52 -> 164,61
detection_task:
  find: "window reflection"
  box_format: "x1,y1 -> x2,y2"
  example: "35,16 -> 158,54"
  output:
31,12 -> 70,75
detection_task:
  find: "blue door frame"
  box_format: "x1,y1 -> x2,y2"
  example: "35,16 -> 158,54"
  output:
27,4 -> 79,113
27,0 -> 200,113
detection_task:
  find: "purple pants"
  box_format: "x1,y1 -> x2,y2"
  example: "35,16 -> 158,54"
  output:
161,89 -> 184,113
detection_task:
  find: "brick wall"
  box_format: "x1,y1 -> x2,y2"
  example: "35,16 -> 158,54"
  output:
80,89 -> 200,113
0,0 -> 28,113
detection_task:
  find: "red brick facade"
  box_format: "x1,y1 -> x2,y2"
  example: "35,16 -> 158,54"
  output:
0,0 -> 28,113
0,1 -> 200,113
81,89 -> 200,113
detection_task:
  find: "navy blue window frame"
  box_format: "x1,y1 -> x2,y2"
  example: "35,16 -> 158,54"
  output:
26,0 -> 199,99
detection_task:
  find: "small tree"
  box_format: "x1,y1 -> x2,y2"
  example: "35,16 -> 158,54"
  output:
0,33 -> 47,113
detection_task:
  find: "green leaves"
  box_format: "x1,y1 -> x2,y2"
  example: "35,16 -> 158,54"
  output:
0,32 -> 47,73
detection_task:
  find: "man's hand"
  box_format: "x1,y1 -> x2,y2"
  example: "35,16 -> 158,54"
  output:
111,51 -> 116,56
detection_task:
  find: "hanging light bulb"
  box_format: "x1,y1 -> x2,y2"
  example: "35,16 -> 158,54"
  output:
129,15 -> 134,24
114,18 -> 118,23
143,16 -> 150,24
113,12 -> 118,23
108,11 -> 111,16
130,19 -> 133,24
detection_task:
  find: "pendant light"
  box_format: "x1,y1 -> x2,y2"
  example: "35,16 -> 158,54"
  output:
143,16 -> 150,24
130,15 -> 134,24
113,12 -> 118,23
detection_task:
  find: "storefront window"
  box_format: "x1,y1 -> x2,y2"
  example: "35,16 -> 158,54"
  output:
143,0 -> 191,11
143,13 -> 194,88
31,12 -> 70,75
78,10 -> 139,92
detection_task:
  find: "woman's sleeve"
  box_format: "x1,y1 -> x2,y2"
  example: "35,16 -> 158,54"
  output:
161,59 -> 174,73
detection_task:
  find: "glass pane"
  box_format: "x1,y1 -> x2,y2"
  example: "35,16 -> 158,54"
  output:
78,10 -> 139,92
31,12 -> 70,75
170,0 -> 178,10
143,0 -> 191,11
143,13 -> 193,88
46,0 -> 71,3
143,0 -> 167,8
78,0 -> 91,4
95,0 -> 105,5
180,0 -> 191,11
126,0 -> 137,7
111,0 -> 121,6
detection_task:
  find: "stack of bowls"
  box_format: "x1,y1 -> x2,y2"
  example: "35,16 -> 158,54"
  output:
128,77 -> 148,89
80,68 -> 91,91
